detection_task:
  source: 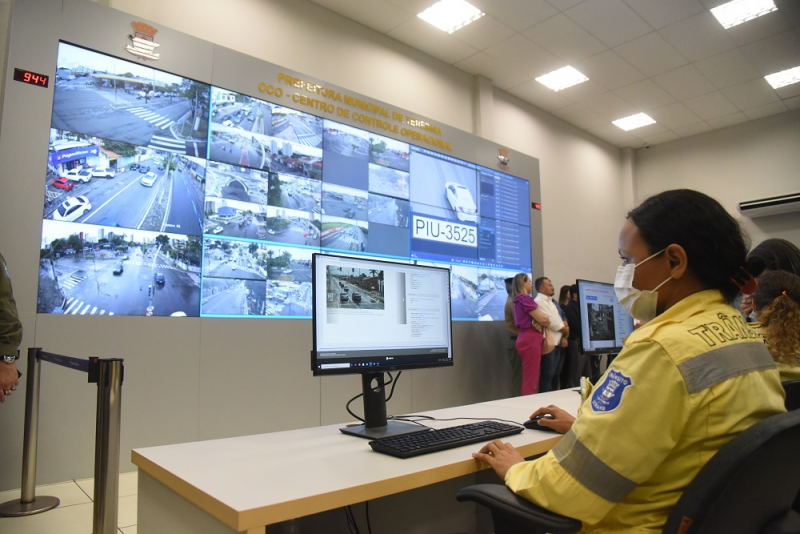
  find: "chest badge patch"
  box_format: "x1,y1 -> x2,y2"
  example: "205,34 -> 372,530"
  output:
591,370 -> 633,413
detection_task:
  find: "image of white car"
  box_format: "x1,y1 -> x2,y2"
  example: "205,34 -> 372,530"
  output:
65,168 -> 92,183
140,172 -> 157,187
212,226 -> 223,234
52,196 -> 91,222
92,167 -> 115,178
445,181 -> 478,223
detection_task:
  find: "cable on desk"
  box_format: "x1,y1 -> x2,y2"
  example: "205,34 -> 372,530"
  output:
390,415 -> 525,428
345,371 -> 402,422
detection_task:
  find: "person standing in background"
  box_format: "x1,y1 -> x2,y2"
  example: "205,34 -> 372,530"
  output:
563,283 -> 588,387
740,238 -> 800,320
511,273 -> 550,395
0,252 -> 22,403
749,270 -> 800,382
534,277 -> 568,393
504,277 -> 521,396
553,285 -> 571,390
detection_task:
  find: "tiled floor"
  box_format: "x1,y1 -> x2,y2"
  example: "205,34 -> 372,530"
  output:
0,471 -> 138,534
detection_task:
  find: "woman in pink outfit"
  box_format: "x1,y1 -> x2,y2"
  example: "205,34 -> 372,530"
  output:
511,273 -> 550,395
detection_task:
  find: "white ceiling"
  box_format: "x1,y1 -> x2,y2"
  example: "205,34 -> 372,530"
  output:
305,0 -> 800,148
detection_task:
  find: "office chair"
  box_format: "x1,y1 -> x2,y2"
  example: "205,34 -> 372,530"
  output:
457,409 -> 800,534
783,380 -> 800,411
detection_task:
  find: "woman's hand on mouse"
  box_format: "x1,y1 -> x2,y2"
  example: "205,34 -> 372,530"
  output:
529,405 -> 575,434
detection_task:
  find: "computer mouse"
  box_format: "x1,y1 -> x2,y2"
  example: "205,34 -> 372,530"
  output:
523,414 -> 559,432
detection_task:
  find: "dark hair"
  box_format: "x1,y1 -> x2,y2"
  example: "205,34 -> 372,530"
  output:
534,277 -> 548,292
747,238 -> 800,276
558,285 -> 571,305
752,270 -> 800,366
627,189 -> 758,302
570,284 -> 578,295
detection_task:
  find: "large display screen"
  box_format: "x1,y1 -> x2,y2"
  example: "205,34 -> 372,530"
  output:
576,279 -> 635,355
38,42 -> 532,320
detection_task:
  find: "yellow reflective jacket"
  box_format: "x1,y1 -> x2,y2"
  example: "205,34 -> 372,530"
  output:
505,290 -> 786,533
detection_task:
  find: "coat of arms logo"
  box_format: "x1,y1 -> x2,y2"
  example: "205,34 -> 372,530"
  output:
125,21 -> 160,61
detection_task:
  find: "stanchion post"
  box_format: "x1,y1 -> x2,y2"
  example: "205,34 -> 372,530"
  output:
0,348 -> 60,517
91,358 -> 123,534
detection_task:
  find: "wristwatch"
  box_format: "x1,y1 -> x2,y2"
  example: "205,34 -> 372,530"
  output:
2,354 -> 18,364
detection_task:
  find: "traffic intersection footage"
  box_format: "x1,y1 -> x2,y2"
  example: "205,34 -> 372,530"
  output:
39,41 -> 533,320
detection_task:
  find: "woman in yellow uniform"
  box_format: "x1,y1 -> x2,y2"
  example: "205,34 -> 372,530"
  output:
473,189 -> 786,533
750,270 -> 800,382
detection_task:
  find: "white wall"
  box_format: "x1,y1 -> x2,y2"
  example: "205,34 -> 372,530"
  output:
634,108 -> 800,248
0,0 -> 630,492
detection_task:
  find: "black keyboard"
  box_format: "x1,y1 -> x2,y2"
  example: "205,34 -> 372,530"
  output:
369,421 -> 524,459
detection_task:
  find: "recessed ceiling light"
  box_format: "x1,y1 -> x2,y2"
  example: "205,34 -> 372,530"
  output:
612,113 -> 656,131
765,66 -> 800,89
417,0 -> 485,34
710,0 -> 777,29
535,66 -> 589,92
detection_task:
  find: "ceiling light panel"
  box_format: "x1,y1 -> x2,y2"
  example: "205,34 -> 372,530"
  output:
535,66 -> 589,92
710,0 -> 777,29
612,113 -> 656,131
765,66 -> 800,89
417,0 -> 485,34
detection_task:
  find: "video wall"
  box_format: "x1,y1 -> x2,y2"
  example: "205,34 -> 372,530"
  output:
38,42 -> 532,320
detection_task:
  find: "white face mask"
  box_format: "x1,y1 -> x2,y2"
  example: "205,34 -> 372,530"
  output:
614,249 -> 671,323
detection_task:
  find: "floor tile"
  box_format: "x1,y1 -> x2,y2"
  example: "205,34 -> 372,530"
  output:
75,470 -> 138,499
0,500 -> 93,534
118,494 -> 137,528
121,526 -> 137,534
0,480 -> 91,509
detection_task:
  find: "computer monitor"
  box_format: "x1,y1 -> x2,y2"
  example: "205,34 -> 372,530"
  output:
311,253 -> 453,439
576,279 -> 635,355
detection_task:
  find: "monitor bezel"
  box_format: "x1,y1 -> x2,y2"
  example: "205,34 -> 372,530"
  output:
311,252 -> 454,377
576,278 -> 633,356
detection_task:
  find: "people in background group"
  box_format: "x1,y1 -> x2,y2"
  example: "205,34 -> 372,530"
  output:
740,238 -> 800,320
750,270 -> 800,382
533,277 -> 568,393
0,252 -> 22,404
511,273 -> 550,395
553,285 -> 571,390
504,277 -> 522,397
474,189 -> 785,533
563,283 -> 588,387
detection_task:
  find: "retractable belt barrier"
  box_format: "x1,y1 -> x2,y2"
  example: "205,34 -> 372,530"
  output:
0,348 -> 124,534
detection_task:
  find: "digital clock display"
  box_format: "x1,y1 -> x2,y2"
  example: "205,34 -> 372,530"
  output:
13,68 -> 49,88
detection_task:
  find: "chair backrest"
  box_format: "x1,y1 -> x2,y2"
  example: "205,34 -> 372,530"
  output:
663,409 -> 800,533
783,380 -> 800,411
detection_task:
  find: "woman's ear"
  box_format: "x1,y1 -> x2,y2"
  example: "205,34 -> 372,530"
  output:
666,244 -> 689,279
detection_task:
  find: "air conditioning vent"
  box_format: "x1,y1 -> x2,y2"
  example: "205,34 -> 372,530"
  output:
738,192 -> 800,218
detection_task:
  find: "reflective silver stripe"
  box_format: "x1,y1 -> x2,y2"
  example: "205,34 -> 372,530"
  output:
678,343 -> 776,394
552,430 -> 637,503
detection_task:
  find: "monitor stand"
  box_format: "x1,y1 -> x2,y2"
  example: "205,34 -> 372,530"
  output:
340,372 -> 429,440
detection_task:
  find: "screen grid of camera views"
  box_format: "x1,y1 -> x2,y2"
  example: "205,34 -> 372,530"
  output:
39,42 -> 532,320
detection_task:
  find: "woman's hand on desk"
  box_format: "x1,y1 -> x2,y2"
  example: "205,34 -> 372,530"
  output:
472,440 -> 525,479
530,405 -> 575,434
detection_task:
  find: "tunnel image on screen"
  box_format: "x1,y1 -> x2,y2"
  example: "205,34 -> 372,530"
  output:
588,303 -> 615,342
39,41 -> 533,319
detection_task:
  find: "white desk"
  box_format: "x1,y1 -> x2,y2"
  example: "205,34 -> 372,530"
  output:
132,389 -> 581,534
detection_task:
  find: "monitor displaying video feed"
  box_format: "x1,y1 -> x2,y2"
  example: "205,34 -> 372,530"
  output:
38,40 -> 534,320
311,253 -> 453,375
576,279 -> 635,355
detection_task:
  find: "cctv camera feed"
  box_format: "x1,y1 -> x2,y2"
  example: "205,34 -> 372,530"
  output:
577,280 -> 635,354
39,41 -> 533,320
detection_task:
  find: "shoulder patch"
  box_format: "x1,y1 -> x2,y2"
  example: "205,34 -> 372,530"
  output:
590,369 -> 633,413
